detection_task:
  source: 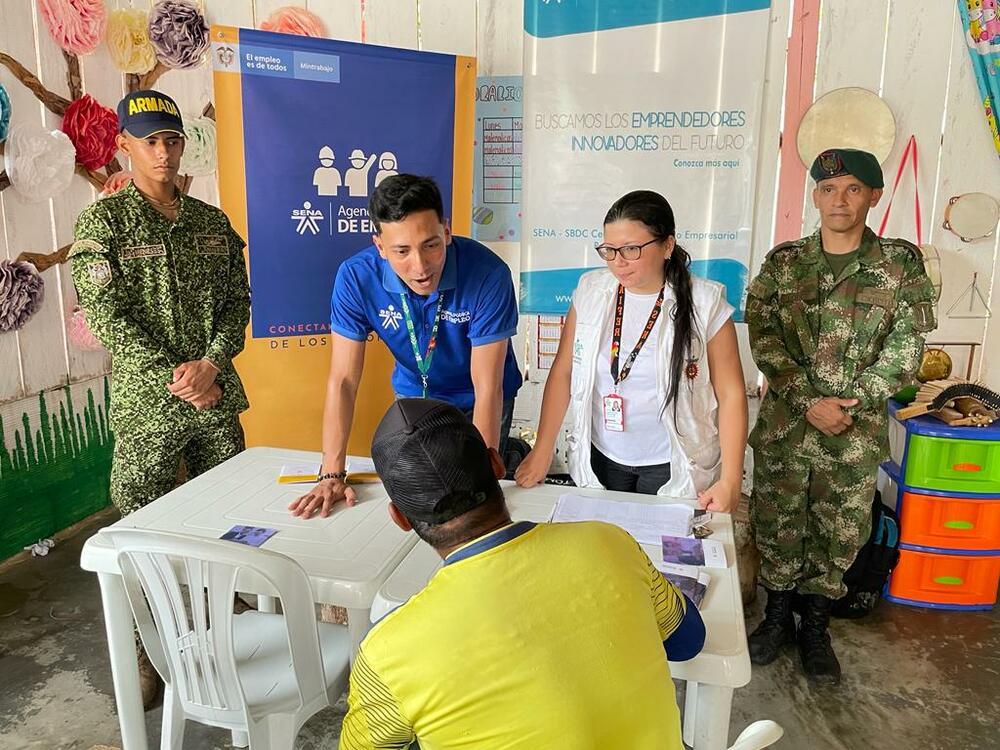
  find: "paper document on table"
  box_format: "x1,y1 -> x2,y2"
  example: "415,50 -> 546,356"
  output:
661,535 -> 727,569
655,562 -> 711,608
551,494 -> 694,544
347,456 -> 377,473
277,462 -> 320,484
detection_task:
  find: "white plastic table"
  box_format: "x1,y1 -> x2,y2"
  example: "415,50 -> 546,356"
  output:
80,447 -> 418,750
369,482 -> 751,750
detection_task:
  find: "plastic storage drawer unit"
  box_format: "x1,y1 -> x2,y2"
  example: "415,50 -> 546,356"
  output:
887,548 -> 1000,610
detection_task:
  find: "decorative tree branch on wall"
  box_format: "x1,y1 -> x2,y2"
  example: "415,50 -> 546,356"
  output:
0,39 -> 214,271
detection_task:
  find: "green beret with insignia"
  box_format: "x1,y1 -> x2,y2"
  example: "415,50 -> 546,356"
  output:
810,148 -> 884,189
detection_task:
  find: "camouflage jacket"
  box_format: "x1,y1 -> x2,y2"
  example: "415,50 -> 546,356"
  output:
70,182 -> 250,432
746,227 -> 936,464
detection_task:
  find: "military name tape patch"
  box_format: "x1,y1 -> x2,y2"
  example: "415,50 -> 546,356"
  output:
195,234 -> 228,255
88,260 -> 112,288
121,243 -> 166,260
856,288 -> 894,309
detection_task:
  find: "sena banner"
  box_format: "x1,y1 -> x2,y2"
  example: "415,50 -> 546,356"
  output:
213,26 -> 474,450
520,0 -> 772,318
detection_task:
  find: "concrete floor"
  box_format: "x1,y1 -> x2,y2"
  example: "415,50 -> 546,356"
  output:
0,511 -> 997,750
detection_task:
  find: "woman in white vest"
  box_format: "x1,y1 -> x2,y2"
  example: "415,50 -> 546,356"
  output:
515,191 -> 747,510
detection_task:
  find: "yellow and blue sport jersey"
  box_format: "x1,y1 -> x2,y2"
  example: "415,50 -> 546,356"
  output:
339,520 -> 704,750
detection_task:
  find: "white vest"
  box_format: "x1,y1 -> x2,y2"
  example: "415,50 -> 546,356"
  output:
566,269 -> 725,499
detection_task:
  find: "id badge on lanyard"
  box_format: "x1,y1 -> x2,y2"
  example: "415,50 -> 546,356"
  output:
603,393 -> 625,431
604,284 -> 664,432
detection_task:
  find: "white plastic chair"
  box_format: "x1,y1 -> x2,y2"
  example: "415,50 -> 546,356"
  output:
102,528 -> 351,750
728,720 -> 784,750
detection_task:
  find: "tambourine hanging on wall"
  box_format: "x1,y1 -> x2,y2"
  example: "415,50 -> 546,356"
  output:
942,192 -> 1000,243
797,87 -> 896,168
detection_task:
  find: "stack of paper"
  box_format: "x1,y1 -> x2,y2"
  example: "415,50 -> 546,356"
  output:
277,456 -> 382,485
550,494 -> 695,543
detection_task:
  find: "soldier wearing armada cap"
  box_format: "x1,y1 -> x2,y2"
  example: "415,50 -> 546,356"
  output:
745,148 -> 936,685
69,89 -> 250,707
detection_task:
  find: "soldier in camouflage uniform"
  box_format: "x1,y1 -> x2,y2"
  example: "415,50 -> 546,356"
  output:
69,90 -> 250,706
745,148 -> 936,685
71,90 -> 250,516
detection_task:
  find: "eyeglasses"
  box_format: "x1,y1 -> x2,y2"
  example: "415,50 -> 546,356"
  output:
594,237 -> 662,261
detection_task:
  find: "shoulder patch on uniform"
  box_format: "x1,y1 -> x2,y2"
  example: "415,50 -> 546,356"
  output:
764,240 -> 803,261
879,236 -> 922,260
87,260 -> 112,288
69,239 -> 107,258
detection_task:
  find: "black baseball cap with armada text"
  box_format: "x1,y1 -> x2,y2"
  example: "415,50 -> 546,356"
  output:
117,89 -> 185,138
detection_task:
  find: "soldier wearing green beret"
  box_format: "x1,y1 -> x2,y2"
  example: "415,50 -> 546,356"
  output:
745,148 -> 936,685
69,91 -> 250,706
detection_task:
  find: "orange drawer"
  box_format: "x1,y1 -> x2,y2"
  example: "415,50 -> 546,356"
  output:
888,549 -> 1000,607
898,491 -> 1000,551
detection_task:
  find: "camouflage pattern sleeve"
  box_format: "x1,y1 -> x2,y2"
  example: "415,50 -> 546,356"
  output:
745,260 -> 824,414
844,251 -> 937,411
203,225 -> 250,370
70,206 -> 177,374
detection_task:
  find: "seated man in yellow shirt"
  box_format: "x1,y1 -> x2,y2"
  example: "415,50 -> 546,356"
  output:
339,398 -> 705,750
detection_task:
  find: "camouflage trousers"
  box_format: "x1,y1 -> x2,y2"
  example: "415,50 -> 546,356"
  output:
751,449 -> 876,599
111,415 -> 245,516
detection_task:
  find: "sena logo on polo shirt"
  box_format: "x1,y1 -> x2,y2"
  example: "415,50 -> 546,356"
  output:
379,305 -> 403,331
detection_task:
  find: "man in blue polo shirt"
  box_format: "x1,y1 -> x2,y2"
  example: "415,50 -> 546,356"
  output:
290,174 -> 522,517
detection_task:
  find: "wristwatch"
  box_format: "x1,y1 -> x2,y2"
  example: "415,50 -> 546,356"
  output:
318,470 -> 347,482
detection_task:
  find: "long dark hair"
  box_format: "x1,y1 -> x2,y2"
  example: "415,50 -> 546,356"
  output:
603,190 -> 696,418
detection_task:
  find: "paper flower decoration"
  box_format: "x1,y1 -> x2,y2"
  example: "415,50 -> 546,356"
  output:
67,306 -> 102,350
148,0 -> 210,70
0,260 -> 45,333
106,8 -> 157,74
37,0 -> 107,55
62,95 -> 119,170
99,170 -> 133,198
0,84 -> 10,143
260,6 -> 327,37
179,115 -> 216,176
4,124 -> 77,202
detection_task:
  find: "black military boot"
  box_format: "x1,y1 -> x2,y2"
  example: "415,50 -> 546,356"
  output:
748,588 -> 796,665
797,593 -> 841,686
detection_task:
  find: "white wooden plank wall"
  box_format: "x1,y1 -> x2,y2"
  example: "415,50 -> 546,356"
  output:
1,0 -> 998,425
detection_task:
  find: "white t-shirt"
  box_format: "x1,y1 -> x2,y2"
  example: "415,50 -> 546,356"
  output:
590,286 -> 734,467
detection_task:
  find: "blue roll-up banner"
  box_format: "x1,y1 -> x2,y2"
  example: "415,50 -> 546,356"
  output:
213,26 -> 475,450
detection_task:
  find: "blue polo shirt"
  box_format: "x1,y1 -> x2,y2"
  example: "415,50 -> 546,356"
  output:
330,235 -> 522,410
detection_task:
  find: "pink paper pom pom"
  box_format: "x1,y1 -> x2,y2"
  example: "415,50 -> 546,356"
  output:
260,6 -> 327,37
37,0 -> 107,55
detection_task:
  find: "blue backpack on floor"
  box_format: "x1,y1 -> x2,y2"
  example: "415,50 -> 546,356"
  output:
832,490 -> 901,619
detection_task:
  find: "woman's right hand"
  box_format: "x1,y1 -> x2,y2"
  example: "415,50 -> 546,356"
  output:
514,447 -> 553,487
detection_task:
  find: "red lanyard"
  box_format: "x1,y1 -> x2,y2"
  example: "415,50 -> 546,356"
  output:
610,284 -> 664,387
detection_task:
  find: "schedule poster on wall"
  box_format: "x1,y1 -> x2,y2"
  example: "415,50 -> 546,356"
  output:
520,1 -> 772,318
214,26 -> 474,449
473,75 -> 523,243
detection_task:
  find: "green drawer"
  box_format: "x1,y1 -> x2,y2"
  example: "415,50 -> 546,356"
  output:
904,435 -> 1000,495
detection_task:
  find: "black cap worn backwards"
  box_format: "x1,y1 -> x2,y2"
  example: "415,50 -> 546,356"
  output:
117,89 -> 185,138
370,399 -> 500,524
809,148 -> 884,189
